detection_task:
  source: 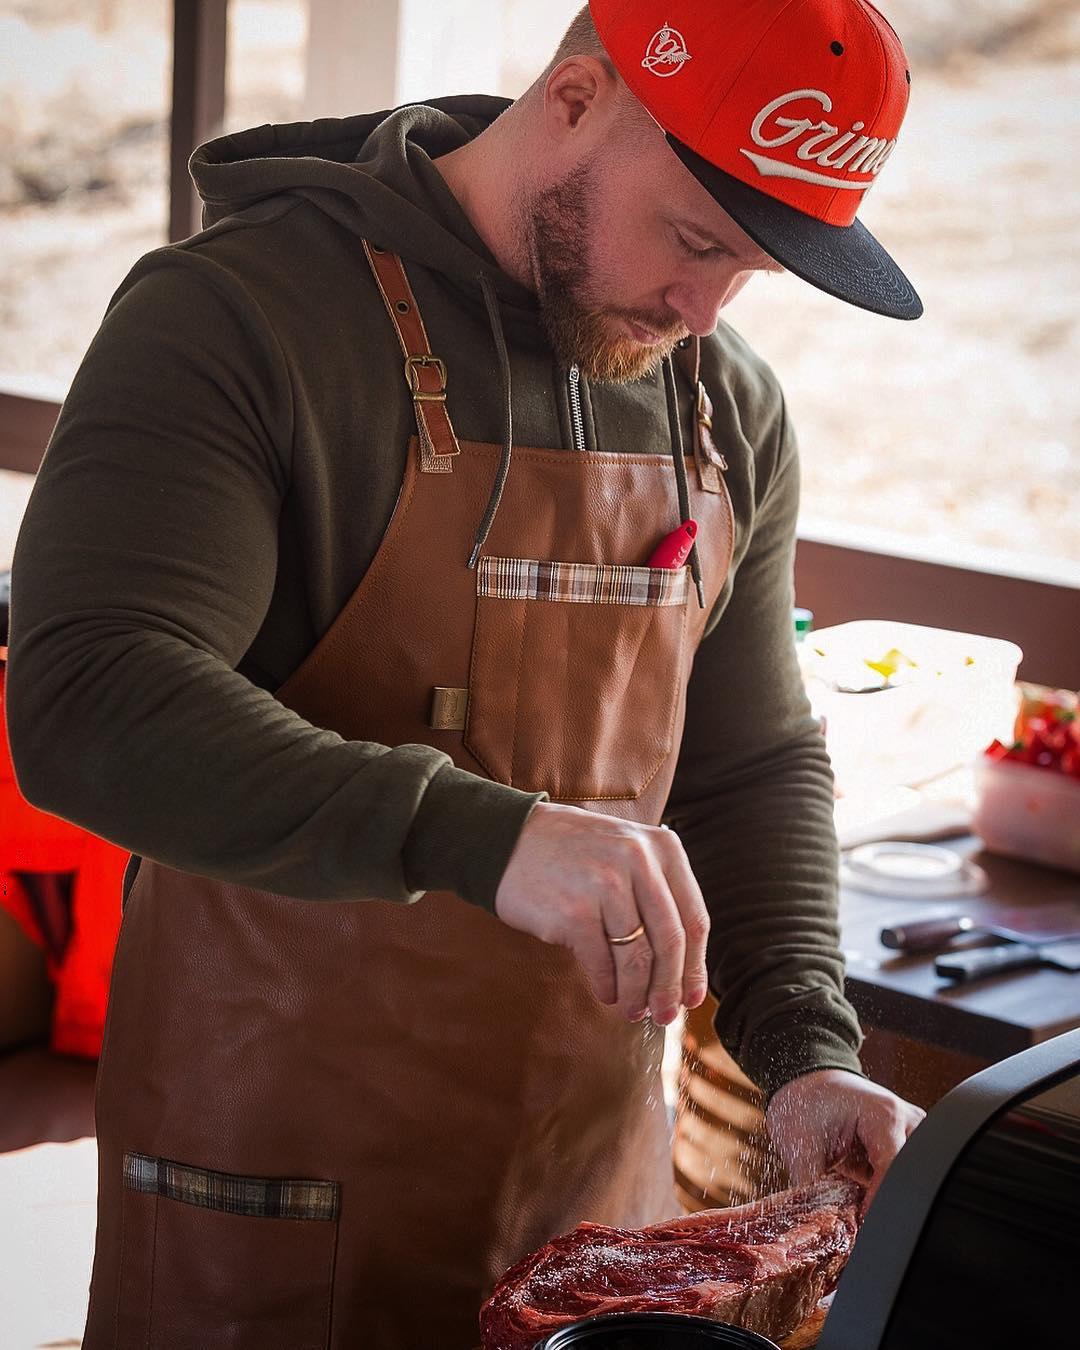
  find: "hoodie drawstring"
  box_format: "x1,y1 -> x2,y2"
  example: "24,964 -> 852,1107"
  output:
468,285 -> 705,611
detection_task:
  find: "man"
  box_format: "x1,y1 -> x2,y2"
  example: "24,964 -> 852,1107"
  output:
8,1 -> 924,1345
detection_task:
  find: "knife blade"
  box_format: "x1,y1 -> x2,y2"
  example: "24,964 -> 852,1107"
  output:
935,938 -> 1080,982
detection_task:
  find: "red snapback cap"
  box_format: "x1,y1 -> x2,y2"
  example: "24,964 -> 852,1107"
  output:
589,0 -> 923,319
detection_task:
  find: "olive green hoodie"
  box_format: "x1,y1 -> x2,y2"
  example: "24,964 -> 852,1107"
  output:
6,95 -> 863,1098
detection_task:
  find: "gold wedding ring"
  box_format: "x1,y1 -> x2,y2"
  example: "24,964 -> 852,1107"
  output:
607,922 -> 646,946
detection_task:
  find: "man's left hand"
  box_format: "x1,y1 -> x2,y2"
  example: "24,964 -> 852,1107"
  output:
764,1069 -> 925,1215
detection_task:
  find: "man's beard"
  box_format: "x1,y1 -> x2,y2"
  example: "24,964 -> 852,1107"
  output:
525,160 -> 687,383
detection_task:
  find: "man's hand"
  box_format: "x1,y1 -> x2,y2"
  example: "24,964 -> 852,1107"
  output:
764,1069 -> 925,1215
494,801 -> 710,1026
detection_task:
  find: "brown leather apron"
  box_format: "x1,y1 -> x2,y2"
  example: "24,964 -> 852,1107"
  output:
83,246 -> 734,1349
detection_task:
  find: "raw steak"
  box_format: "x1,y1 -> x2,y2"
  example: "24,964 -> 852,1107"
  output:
479,1173 -> 862,1350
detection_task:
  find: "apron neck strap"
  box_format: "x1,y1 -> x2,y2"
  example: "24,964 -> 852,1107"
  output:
362,241 -> 461,473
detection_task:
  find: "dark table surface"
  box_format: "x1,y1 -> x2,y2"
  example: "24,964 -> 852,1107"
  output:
840,835 -> 1080,1061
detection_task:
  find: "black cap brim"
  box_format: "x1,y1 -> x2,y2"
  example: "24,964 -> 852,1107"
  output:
667,133 -> 923,321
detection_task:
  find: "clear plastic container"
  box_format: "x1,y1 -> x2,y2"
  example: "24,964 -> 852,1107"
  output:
798,620 -> 1022,794
972,754 -> 1080,875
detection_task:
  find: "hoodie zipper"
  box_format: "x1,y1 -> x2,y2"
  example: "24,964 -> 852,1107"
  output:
567,364 -> 586,452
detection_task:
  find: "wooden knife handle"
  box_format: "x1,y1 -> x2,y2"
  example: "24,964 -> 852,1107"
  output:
881,917 -> 973,952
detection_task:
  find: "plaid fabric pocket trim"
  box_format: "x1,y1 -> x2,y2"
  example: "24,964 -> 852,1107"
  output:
122,1151 -> 340,1221
477,556 -> 688,607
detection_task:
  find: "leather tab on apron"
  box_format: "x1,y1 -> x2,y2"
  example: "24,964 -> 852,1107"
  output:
674,337 -> 727,494
429,686 -> 468,731
694,380 -> 728,494
363,241 -> 460,473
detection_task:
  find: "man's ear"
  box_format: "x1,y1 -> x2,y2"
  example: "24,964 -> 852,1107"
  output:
542,55 -> 618,143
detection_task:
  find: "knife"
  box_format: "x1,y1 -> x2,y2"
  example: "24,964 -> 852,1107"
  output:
881,906 -> 1080,954
934,937 -> 1080,982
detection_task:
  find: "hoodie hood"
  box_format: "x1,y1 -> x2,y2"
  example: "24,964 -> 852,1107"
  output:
190,95 -> 541,340
188,97 -> 705,602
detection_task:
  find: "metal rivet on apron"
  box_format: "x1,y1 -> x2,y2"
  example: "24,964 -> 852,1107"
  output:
396,300 -> 410,314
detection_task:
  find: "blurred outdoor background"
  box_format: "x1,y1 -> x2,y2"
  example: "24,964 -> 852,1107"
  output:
0,6 -> 1076,1346
1,0 -> 1077,580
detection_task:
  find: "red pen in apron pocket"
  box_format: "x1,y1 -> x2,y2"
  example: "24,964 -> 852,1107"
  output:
647,519 -> 697,568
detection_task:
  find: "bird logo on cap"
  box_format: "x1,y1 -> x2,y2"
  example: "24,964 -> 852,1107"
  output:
642,23 -> 691,76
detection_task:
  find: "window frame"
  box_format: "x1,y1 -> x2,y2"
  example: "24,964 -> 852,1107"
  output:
1,0 -> 1074,688
1,0 -> 227,455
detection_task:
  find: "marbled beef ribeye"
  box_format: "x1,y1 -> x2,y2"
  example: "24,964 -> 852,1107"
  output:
479,1173 -> 863,1350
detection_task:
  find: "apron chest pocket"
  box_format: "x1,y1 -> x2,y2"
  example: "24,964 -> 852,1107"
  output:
465,556 -> 691,801
117,1151 -> 338,1348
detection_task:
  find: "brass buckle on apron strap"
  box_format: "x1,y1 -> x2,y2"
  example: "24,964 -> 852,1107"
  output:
404,355 -> 447,402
